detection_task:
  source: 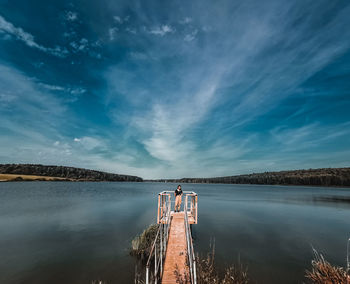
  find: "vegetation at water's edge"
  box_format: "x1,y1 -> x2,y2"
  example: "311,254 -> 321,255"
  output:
130,223 -> 159,261
131,231 -> 251,284
305,249 -> 349,284
175,246 -> 250,284
131,225 -> 350,284
0,164 -> 143,182
0,173 -> 71,182
149,167 -> 350,187
194,251 -> 249,284
175,248 -> 349,284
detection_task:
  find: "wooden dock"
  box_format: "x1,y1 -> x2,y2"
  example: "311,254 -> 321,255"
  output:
162,212 -> 188,283
145,191 -> 198,284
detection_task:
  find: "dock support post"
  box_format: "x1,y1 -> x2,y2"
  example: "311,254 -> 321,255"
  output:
155,239 -> 157,284
157,194 -> 160,224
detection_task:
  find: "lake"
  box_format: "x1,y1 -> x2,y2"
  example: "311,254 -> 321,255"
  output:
0,182 -> 349,283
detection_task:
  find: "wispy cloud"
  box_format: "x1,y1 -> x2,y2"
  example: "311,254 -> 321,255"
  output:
0,15 -> 68,57
184,29 -> 198,42
38,83 -> 65,91
1,1 -> 350,179
270,122 -> 350,151
108,27 -> 118,41
128,52 -> 148,60
73,136 -> 104,151
65,11 -> 78,22
38,82 -> 86,97
0,64 -> 112,172
125,27 -> 137,34
148,25 -> 175,36
113,16 -> 122,23
70,38 -> 89,52
0,63 -> 69,165
103,0 -> 350,178
179,17 -> 192,25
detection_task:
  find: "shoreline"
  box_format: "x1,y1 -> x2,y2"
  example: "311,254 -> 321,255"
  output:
0,174 -> 72,182
1,164 -> 349,187
142,180 -> 350,188
1,174 -> 350,188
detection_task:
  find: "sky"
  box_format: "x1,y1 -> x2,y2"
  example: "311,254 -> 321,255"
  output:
0,0 -> 350,179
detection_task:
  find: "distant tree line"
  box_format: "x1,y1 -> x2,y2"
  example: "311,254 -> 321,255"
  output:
2,164 -> 349,186
0,164 -> 143,182
149,168 -> 350,187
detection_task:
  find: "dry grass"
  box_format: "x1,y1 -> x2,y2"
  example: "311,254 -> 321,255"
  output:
175,244 -> 250,284
196,252 -> 249,284
305,249 -> 348,284
221,263 -> 249,284
0,173 -> 70,181
130,224 -> 159,261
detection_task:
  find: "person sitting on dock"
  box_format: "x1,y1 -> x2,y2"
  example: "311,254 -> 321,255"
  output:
174,185 -> 183,212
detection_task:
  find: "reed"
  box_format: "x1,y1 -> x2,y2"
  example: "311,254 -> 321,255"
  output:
305,249 -> 348,284
175,244 -> 250,284
130,224 -> 159,261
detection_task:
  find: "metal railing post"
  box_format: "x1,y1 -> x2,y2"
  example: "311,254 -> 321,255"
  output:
195,195 -> 198,224
154,234 -> 157,284
160,223 -> 163,274
146,267 -> 149,284
183,197 -> 197,284
193,261 -> 197,284
157,194 -> 160,224
347,237 -> 350,284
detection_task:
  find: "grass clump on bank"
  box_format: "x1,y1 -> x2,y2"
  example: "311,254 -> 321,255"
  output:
130,223 -> 159,261
305,249 -> 348,284
196,250 -> 249,284
175,245 -> 250,284
0,173 -> 70,181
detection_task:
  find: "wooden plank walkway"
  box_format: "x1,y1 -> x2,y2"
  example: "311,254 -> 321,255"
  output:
161,212 -> 188,283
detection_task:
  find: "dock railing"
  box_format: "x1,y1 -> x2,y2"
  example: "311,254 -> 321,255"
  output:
347,237 -> 350,284
184,198 -> 197,284
146,192 -> 171,284
184,192 -> 198,225
157,191 -> 198,224
146,190 -> 198,284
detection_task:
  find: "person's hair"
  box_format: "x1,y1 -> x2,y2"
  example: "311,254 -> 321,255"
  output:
177,185 -> 181,189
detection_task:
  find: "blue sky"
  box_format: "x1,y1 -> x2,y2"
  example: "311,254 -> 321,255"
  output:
0,0 -> 350,179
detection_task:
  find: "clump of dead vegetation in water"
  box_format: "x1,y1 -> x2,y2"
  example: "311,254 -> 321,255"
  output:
175,244 -> 250,284
305,249 -> 349,284
130,223 -> 159,261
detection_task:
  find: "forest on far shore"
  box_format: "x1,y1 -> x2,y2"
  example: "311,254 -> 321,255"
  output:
149,168 -> 350,187
0,164 -> 143,182
1,164 -> 349,186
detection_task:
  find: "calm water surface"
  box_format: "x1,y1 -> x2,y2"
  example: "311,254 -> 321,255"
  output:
0,182 -> 349,283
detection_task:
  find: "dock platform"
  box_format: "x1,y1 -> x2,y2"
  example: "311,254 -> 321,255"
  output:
162,212 -> 188,283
